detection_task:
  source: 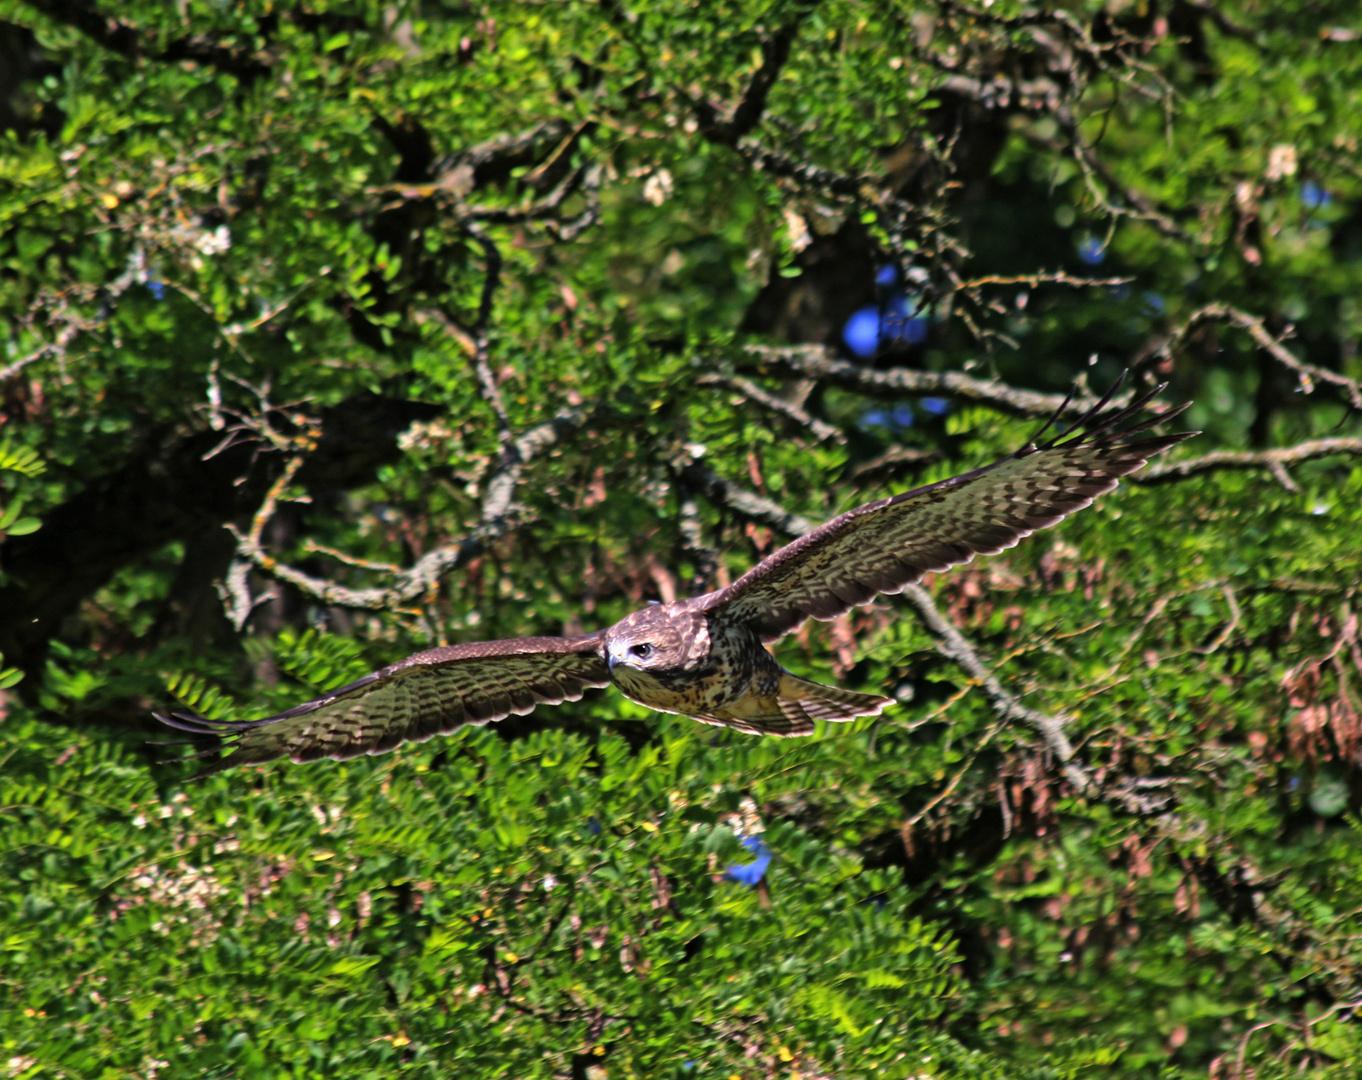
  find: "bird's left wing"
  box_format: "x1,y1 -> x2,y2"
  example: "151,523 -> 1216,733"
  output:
156,633 -> 609,776
697,382 -> 1195,643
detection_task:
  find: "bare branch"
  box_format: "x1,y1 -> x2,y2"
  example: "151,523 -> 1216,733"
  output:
2,249 -> 149,380
545,164 -> 604,241
677,462 -> 818,538
674,471 -> 720,595
1160,304 -> 1362,411
1140,437 -> 1362,484
697,373 -> 844,443
215,557 -> 277,633
735,139 -> 865,200
701,9 -> 814,144
897,581 -> 1093,794
229,404 -> 608,612
956,271 -> 1133,291
464,225 -> 511,443
467,163 -> 592,225
743,344 -> 1102,417
18,0 -> 273,80
428,120 -> 574,194
1052,115 -> 1193,243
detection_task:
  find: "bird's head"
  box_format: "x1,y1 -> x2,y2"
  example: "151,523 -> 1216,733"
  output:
603,602 -> 711,675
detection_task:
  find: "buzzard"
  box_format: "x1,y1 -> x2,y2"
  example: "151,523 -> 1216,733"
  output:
157,380 -> 1193,774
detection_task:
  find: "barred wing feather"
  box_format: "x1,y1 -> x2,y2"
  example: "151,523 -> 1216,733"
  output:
156,634 -> 609,777
700,383 -> 1195,643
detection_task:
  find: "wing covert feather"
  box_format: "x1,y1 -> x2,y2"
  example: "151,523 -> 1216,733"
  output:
156,634 -> 609,776
699,384 -> 1195,642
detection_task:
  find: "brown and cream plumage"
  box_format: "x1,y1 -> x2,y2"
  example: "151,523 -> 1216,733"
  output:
157,380 -> 1194,774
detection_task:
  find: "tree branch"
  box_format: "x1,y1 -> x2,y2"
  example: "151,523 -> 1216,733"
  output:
742,344 -> 1104,417
1160,304 -> 1362,411
19,0 -> 273,81
1140,437 -> 1362,489
897,581 -> 1092,793
676,462 -> 818,538
701,8 -> 816,144
230,404 -> 609,613
697,373 -> 843,443
464,225 -> 511,444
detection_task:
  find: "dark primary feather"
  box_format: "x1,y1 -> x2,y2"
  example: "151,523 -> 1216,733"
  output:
157,634 -> 609,777
698,382 -> 1196,642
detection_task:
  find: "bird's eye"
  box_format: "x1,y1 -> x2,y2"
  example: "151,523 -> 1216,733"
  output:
630,643 -> 654,659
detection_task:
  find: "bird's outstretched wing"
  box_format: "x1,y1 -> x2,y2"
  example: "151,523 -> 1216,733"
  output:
156,634 -> 609,776
698,380 -> 1195,643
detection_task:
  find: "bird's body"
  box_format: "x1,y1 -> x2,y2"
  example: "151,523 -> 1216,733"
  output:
603,601 -> 889,734
157,379 -> 1195,775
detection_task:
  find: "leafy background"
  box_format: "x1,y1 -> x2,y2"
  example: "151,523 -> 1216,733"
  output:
3,0 -> 1362,1076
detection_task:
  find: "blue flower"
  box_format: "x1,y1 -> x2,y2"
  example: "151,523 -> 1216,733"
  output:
147,280 -> 166,300
860,404 -> 916,433
842,293 -> 929,358
843,307 -> 883,357
1301,181 -> 1331,210
1077,236 -> 1106,266
724,835 -> 771,887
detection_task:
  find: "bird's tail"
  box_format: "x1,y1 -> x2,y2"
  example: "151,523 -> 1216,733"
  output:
777,673 -> 893,724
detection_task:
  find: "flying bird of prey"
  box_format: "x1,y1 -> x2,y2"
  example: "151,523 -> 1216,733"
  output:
158,380 -> 1193,775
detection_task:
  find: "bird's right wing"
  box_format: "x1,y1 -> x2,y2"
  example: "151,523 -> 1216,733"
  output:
698,381 -> 1195,643
156,634 -> 609,776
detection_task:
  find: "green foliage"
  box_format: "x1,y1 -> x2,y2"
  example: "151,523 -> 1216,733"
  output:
0,438 -> 43,478
3,0 -> 1362,1077
0,437 -> 43,543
